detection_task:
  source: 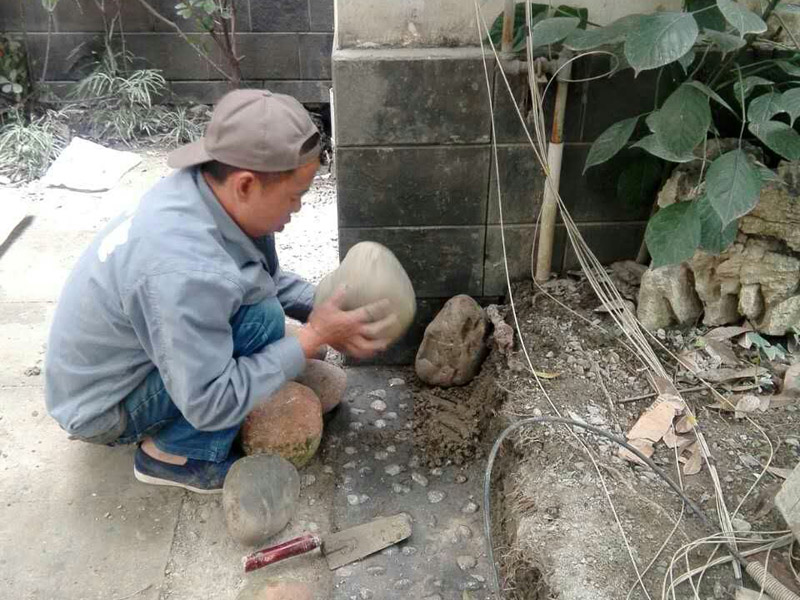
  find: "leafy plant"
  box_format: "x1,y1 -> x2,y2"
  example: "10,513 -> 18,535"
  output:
487,3 -> 589,53
523,0 -> 799,268
0,36 -> 30,103
744,331 -> 787,360
173,0 -> 242,83
0,108 -> 69,182
157,105 -> 208,146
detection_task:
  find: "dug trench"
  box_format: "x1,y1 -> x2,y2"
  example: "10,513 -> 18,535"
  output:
409,278 -> 800,600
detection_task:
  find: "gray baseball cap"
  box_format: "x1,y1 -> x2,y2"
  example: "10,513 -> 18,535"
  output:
167,89 -> 320,172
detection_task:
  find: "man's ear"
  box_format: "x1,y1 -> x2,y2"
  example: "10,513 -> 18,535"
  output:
232,171 -> 258,203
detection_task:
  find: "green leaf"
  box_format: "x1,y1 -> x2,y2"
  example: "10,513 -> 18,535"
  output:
678,49 -> 696,73
776,60 -> 800,77
645,201 -> 702,268
625,12 -> 700,74
687,80 -> 736,115
703,29 -> 747,53
555,5 -> 588,28
696,194 -> 737,253
530,16 -> 581,46
650,83 -> 711,156
748,91 -> 787,123
564,14 -> 642,50
748,121 -> 800,160
1,83 -> 11,93
716,0 -> 767,36
706,149 -> 762,226
11,83 -> 22,94
687,0 -> 728,30
759,165 -> 782,183
634,134 -> 698,162
733,76 -> 773,104
780,87 -> 800,125
583,116 -> 639,172
617,155 -> 664,207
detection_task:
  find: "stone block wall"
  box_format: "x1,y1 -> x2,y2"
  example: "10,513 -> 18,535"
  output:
334,49 -> 660,363
0,0 -> 333,104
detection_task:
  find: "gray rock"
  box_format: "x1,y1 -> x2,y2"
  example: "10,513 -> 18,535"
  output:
370,399 -> 387,412
462,501 -> 479,514
428,490 -> 446,503
457,555 -> 477,570
783,363 -> 800,397
385,464 -> 402,476
415,295 -> 489,387
638,264 -> 703,330
412,472 -> 429,487
222,455 -> 300,546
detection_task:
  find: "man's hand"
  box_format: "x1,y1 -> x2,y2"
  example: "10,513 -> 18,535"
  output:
296,287 -> 398,359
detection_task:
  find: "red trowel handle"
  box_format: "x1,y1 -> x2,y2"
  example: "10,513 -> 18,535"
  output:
244,534 -> 322,573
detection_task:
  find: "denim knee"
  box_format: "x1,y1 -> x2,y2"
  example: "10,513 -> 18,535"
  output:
231,297 -> 286,357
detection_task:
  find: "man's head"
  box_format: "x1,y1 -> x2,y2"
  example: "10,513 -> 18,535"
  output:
167,89 -> 321,237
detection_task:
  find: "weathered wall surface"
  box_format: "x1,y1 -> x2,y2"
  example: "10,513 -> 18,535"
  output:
0,0 -> 333,104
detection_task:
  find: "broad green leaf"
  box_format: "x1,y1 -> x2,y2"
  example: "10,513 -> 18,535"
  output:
11,83 -> 22,94
696,195 -> 737,254
706,149 -> 762,226
1,84 -> 11,93
625,12 -> 700,73
650,84 -> 711,156
716,0 -> 767,36
564,14 -> 642,51
687,0 -> 727,30
645,201 -> 702,267
780,88 -> 800,125
759,165 -> 782,183
748,91 -> 787,123
530,16 -> 581,46
645,112 -> 658,132
678,50 -> 696,73
487,3 -> 550,48
776,60 -> 800,77
749,121 -> 800,160
554,5 -> 589,29
687,80 -> 736,115
583,116 -> 639,172
703,30 -> 747,53
617,155 -> 663,207
634,134 -> 697,162
733,76 -> 773,104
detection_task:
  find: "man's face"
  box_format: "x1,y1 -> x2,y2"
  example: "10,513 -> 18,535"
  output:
229,160 -> 319,238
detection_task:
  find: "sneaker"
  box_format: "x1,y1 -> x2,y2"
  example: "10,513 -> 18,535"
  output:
133,446 -> 241,494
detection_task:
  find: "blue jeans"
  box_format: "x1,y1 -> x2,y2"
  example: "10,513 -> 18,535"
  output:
113,298 -> 286,462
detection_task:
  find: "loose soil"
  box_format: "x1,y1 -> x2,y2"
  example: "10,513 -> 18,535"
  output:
410,277 -> 800,600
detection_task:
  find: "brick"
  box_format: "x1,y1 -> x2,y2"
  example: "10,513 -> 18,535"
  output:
558,145 -> 657,223
336,146 -> 489,228
237,33 -> 300,79
249,0 -> 309,32
562,222 -> 647,271
263,80 -> 331,103
483,224 -> 567,296
333,48 -> 492,146
338,227 -> 485,298
308,0 -> 333,31
299,33 -> 332,79
487,144 -> 546,224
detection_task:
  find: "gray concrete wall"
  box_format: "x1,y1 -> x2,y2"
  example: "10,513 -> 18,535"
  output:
0,0 -> 333,104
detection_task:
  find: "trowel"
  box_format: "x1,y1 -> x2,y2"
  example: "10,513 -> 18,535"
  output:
243,513 -> 413,573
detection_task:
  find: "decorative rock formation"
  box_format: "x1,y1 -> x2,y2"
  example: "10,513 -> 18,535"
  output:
415,295 -> 488,387
223,455 -> 300,546
314,241 -> 416,344
295,359 -> 347,413
241,382 -> 323,468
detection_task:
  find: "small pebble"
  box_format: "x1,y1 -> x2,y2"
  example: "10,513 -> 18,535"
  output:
370,399 -> 387,412
458,525 -> 473,539
457,555 -> 477,570
350,422 -> 364,431
428,490 -> 446,504
374,419 -> 387,429
408,456 -> 420,469
374,451 -> 389,461
385,464 -> 402,476
345,445 -> 357,454
369,389 -> 387,399
430,468 -> 443,477
359,466 -> 373,477
401,546 -> 418,556
387,445 -> 396,453
463,501 -> 479,514
455,474 -> 468,484
392,483 -> 411,494
393,579 -> 412,590
350,408 -> 365,416
367,566 -> 386,576
399,403 -> 408,410
389,378 -> 405,386
386,412 -> 398,420
347,494 -> 360,506
472,574 -> 486,583
343,461 -> 356,469
412,472 -> 429,487
302,474 -> 317,487
359,589 -> 374,599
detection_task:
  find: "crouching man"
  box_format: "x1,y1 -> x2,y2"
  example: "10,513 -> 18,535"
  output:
45,90 -> 395,493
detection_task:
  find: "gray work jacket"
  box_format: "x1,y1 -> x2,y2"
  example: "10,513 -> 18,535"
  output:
45,167 -> 313,440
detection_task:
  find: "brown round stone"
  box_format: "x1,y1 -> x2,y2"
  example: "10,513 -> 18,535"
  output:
285,322 -> 327,360
236,579 -> 313,600
222,455 -> 299,546
241,382 -> 323,468
295,359 -> 346,413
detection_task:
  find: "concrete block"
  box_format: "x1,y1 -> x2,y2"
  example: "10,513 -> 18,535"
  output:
168,80 -> 260,105
264,80 -> 332,103
488,144 -> 546,224
336,146 -> 490,228
558,145 -> 657,223
151,0 -> 252,33
775,461 -> 800,542
14,0 -> 155,33
483,224 -> 567,296
125,33 -> 221,80
333,48 -> 492,146
250,0 -> 309,32
237,33 -> 301,79
338,226 -> 485,298
309,0 -> 334,31
25,33 -> 97,81
492,68 -> 559,144
299,33 -> 333,79
562,222 -> 647,271
0,2 -> 22,30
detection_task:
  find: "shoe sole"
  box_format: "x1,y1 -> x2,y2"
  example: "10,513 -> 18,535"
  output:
134,466 -> 222,495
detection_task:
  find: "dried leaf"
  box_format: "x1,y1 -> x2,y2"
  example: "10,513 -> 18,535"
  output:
696,366 -> 768,383
675,414 -> 696,433
652,375 -> 680,396
663,428 -> 694,449
767,395 -> 798,409
627,395 -> 684,442
703,325 -> 752,342
677,349 -> 702,373
704,339 -> 740,367
735,394 -> 761,418
619,438 -> 655,465
683,442 -> 703,475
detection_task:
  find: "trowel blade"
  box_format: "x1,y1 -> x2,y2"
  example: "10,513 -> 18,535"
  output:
321,513 -> 413,570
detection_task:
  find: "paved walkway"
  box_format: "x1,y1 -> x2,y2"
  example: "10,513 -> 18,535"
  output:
0,153 -> 492,600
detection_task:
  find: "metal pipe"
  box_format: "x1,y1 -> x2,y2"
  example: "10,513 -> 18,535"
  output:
535,50 -> 572,281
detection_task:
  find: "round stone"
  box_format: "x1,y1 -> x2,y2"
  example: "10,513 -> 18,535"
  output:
457,555 -> 477,570
370,399 -> 387,412
223,455 -> 299,546
295,359 -> 347,413
428,490 -> 446,504
235,579 -> 313,600
241,382 -> 323,468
